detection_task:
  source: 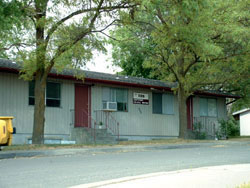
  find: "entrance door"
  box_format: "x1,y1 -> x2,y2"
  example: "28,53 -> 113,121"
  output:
75,84 -> 90,127
187,96 -> 193,130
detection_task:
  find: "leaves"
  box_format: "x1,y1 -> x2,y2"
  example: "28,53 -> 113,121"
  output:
111,0 -> 249,98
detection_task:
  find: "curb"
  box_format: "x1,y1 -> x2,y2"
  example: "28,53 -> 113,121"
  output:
1,140 -> 248,160
0,143 -> 204,159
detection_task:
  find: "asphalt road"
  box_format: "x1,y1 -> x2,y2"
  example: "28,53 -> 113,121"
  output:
1,141 -> 250,188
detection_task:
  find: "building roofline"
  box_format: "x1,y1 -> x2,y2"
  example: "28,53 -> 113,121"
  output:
0,58 -> 240,98
232,108 -> 250,115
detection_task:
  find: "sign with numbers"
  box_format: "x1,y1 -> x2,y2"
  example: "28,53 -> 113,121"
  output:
133,93 -> 149,105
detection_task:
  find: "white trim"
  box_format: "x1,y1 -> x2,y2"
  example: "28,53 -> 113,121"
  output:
232,108 -> 250,115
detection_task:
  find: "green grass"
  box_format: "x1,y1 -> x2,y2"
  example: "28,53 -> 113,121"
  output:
1,139 -> 203,151
228,136 -> 250,141
1,143 -> 114,151
117,138 -> 211,146
2,136 -> 250,151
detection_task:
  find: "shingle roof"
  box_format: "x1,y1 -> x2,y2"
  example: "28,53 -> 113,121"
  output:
0,58 -> 240,98
0,58 -> 175,89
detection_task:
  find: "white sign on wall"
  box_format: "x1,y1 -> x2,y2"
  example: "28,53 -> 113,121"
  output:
133,93 -> 149,105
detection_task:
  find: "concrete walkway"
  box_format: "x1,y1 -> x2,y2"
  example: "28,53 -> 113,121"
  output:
72,164 -> 250,188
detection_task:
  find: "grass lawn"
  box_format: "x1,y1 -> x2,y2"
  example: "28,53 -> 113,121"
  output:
1,136 -> 250,151
1,138 -> 211,151
228,136 -> 250,141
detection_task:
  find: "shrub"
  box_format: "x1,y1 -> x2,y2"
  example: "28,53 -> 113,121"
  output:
193,122 -> 207,139
218,116 -> 240,138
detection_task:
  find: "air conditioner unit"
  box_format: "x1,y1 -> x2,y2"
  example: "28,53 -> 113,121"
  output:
102,102 -> 117,111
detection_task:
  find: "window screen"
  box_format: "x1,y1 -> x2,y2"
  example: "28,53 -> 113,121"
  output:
29,81 -> 35,105
102,87 -> 128,112
116,89 -> 128,111
153,93 -> 174,115
200,98 -> 217,117
102,87 -> 110,102
46,82 -> 61,107
208,99 -> 217,117
199,98 -> 208,116
153,93 -> 162,114
28,81 -> 61,107
162,94 -> 174,114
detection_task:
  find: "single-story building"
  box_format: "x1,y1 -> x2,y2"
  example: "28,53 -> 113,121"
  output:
233,109 -> 250,136
0,59 -> 239,144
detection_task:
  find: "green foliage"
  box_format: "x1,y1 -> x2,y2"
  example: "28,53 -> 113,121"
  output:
111,0 -> 249,138
218,117 -> 240,138
231,78 -> 250,112
0,0 -> 25,30
0,0 -> 29,58
111,0 -> 250,96
110,25 -> 157,79
0,0 -> 137,144
193,122 -> 207,139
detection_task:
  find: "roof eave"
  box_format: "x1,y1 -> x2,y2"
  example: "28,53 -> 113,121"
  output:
0,66 -> 240,98
0,67 -> 172,91
194,91 -> 241,99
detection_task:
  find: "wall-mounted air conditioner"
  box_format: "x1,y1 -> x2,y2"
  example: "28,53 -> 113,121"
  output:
102,102 -> 117,111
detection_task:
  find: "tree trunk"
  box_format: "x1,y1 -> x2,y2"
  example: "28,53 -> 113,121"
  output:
31,0 -> 48,144
178,86 -> 188,139
32,72 -> 46,144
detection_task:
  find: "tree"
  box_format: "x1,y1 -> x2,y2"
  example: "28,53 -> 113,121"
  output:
0,0 -> 28,58
1,0 -> 136,144
111,0 -> 250,138
110,24 -> 157,79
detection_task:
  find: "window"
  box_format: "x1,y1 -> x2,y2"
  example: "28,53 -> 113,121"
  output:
199,98 -> 217,117
29,81 -> 61,107
46,82 -> 61,107
102,87 -> 128,112
153,93 -> 174,115
29,81 -> 35,105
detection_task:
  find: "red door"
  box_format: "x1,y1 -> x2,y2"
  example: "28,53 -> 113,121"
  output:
75,84 -> 90,127
187,96 -> 193,130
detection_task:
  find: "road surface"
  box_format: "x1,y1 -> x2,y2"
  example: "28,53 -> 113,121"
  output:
0,141 -> 250,187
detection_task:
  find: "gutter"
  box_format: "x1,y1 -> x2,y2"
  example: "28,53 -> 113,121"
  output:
0,67 -> 172,91
0,66 -> 240,98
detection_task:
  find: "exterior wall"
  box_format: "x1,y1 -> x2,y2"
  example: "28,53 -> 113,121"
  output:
91,84 -> 179,138
0,72 -> 231,143
193,96 -> 227,135
0,72 -> 74,144
240,111 -> 250,136
193,96 -> 227,119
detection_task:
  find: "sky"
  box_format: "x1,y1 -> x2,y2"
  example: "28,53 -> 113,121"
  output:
85,45 -> 122,74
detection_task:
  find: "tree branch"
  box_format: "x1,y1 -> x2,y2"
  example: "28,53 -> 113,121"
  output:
43,0 -> 106,81
44,2 -> 137,50
183,51 -> 201,76
92,19 -> 118,33
0,43 -> 34,51
159,52 -> 179,81
156,8 -> 167,26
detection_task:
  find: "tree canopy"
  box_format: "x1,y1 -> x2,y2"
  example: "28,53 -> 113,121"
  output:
111,0 -> 250,137
1,0 -> 136,144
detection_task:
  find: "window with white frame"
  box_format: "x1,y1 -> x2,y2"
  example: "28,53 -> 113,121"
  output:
152,93 -> 174,114
199,98 -> 217,117
29,81 -> 61,107
102,87 -> 128,112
